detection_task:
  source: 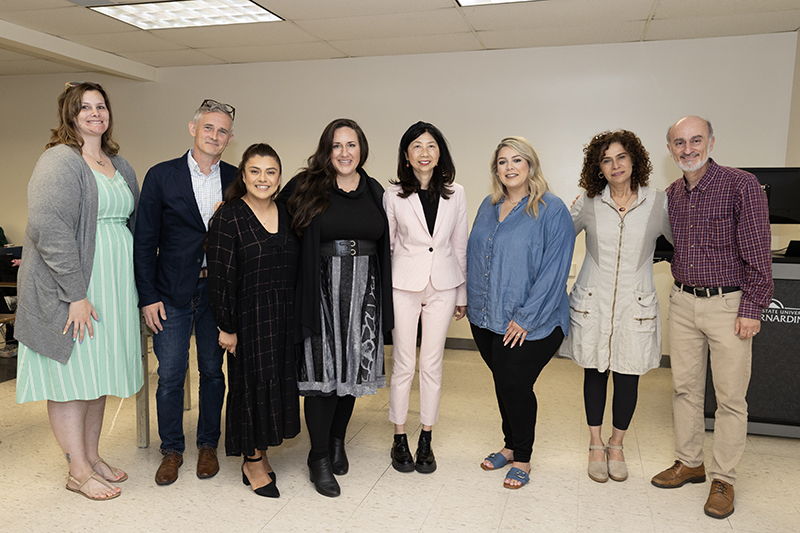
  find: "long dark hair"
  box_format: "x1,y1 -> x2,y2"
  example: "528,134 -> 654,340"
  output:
47,81 -> 119,156
392,121 -> 455,200
287,118 -> 369,235
224,143 -> 282,202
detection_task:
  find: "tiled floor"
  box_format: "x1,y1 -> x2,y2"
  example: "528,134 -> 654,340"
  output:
1,345 -> 798,533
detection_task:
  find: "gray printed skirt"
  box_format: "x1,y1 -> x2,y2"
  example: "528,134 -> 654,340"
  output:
297,254 -> 385,397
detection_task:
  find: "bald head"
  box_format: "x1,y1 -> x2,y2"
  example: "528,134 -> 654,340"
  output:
666,116 -> 713,144
666,115 -> 715,176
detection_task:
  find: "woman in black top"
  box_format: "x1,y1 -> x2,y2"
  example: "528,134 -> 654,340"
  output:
281,118 -> 393,497
208,143 -> 301,498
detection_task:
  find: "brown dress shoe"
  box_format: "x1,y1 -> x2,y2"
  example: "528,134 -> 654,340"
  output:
155,453 -> 183,486
704,479 -> 735,519
651,460 -> 706,488
197,446 -> 219,479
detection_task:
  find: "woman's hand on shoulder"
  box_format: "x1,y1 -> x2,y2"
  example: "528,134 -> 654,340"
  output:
64,298 -> 98,343
503,319 -> 528,348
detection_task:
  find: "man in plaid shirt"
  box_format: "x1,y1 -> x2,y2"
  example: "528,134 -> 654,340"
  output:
651,116 -> 773,520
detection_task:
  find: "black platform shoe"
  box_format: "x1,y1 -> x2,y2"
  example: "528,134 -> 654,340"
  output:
415,435 -> 437,474
308,456 -> 341,497
242,456 -> 279,498
329,437 -> 349,475
391,434 -> 415,473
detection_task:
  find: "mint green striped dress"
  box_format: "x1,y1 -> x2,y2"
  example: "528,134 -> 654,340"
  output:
16,170 -> 143,403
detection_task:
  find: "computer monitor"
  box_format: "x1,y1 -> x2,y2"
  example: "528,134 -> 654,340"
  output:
741,167 -> 800,225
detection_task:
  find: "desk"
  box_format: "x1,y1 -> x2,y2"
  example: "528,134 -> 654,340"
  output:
704,257 -> 800,438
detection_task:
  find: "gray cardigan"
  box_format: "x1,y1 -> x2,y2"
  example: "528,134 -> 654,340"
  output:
14,144 -> 139,364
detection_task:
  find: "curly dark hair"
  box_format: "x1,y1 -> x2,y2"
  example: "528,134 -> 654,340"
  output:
578,130 -> 652,198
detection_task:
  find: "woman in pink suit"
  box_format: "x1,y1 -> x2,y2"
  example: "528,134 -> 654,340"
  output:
384,122 -> 468,473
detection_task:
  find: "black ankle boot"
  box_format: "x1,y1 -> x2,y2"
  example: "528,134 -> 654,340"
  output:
308,456 -> 341,497
415,435 -> 436,474
329,437 -> 349,475
391,434 -> 415,473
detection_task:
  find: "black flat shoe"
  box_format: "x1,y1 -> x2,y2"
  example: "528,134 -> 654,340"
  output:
308,456 -> 341,497
415,435 -> 437,474
391,434 -> 415,473
329,437 -> 349,475
242,456 -> 279,498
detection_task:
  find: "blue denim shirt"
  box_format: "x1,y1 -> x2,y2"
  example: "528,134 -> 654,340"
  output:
467,192 -> 574,340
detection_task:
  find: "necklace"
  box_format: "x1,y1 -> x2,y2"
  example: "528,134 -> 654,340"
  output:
84,151 -> 106,167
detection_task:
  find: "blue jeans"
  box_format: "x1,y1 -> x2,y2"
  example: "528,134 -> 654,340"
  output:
152,278 -> 225,455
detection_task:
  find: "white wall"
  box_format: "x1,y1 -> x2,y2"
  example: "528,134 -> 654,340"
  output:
1,32 -> 797,344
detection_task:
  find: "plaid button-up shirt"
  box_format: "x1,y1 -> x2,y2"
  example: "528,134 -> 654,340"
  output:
666,159 -> 773,319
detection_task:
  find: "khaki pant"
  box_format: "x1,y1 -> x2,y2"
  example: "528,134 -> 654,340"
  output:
668,285 -> 752,485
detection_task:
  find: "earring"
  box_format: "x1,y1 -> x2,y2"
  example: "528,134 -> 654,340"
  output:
406,161 -> 409,168
598,172 -> 605,179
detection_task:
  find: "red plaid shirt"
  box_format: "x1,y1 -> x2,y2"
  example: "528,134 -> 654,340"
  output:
666,159 -> 773,320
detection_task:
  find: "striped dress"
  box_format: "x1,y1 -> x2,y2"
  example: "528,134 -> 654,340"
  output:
16,170 -> 143,402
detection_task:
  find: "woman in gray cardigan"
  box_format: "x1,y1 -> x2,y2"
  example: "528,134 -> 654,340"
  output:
14,82 -> 142,501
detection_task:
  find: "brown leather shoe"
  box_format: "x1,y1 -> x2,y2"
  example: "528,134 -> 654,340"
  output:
197,446 -> 219,479
651,460 -> 706,488
155,453 -> 183,486
704,479 -> 735,519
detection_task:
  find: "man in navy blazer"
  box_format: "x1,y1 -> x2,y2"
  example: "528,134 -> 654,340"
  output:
134,100 -> 236,486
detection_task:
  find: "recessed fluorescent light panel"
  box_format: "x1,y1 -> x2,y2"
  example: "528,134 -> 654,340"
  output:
458,0 -> 538,5
91,0 -> 282,30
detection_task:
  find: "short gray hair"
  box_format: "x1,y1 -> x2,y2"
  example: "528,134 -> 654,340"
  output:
192,100 -> 234,132
666,117 -> 714,143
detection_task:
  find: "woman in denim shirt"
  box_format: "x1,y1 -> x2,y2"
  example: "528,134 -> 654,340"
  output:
467,137 -> 574,489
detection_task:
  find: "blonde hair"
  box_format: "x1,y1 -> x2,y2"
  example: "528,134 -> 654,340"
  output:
490,136 -> 549,218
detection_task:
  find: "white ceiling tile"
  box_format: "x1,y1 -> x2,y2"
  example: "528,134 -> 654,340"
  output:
646,11 -> 800,41
0,58 -> 81,75
654,0 -> 800,19
0,0 -> 72,11
201,41 -> 347,62
256,0 -> 454,20
295,8 -> 470,40
479,21 -> 646,49
0,6 -> 137,35
331,32 -> 483,57
118,49 -> 227,68
152,21 -> 318,48
63,31 -> 188,53
462,0 -> 653,31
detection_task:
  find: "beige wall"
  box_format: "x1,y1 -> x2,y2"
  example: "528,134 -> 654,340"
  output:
1,32 -> 797,344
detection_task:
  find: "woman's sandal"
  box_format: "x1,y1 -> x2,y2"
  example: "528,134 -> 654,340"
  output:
480,452 -> 510,471
66,472 -> 121,501
606,444 -> 627,482
92,458 -> 128,483
588,445 -> 608,483
503,467 -> 530,489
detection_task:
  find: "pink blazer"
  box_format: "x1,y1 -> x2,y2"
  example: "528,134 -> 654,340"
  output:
383,183 -> 468,305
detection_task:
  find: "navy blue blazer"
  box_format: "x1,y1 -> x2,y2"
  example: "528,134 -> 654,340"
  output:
134,151 -> 236,309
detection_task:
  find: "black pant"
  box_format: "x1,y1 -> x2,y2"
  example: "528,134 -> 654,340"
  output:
583,368 -> 639,430
304,394 -> 356,461
471,324 -> 564,463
